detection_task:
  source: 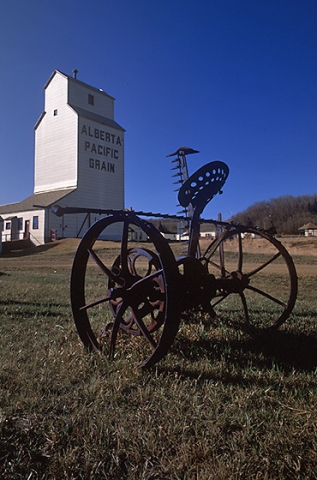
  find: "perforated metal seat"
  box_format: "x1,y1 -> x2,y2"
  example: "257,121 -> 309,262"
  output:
178,161 -> 229,211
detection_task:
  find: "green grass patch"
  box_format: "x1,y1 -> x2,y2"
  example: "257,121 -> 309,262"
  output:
1,240 -> 317,479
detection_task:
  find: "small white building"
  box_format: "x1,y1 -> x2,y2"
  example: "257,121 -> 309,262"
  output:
199,223 -> 217,239
0,216 -> 2,254
298,222 -> 317,237
0,70 -> 125,248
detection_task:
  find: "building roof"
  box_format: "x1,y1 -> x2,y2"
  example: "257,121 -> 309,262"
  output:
69,105 -> 125,131
298,222 -> 317,231
0,189 -> 75,215
45,70 -> 115,99
34,70 -> 125,132
200,223 -> 216,232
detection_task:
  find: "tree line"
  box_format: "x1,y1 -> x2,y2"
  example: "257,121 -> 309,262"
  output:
148,194 -> 317,236
229,194 -> 317,235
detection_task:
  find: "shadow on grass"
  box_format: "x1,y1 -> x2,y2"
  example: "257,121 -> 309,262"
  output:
2,242 -> 59,258
241,329 -> 317,371
0,299 -> 70,319
162,328 -> 317,380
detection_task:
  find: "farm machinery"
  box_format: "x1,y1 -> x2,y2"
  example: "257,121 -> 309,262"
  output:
53,147 -> 297,368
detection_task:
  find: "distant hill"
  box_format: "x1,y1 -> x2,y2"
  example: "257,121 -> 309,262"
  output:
148,194 -> 317,235
229,194 -> 317,235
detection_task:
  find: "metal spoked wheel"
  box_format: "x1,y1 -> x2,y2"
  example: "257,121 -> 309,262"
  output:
200,226 -> 298,330
71,211 -> 180,368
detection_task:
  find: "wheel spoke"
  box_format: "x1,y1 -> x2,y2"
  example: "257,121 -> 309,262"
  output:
239,292 -> 249,324
132,309 -> 157,350
109,301 -> 126,359
206,259 -> 231,277
203,236 -> 219,258
127,269 -> 164,292
211,292 -> 229,307
137,301 -> 158,318
79,295 -> 112,311
120,219 -> 130,275
247,252 -> 281,277
88,248 -> 125,286
246,284 -> 287,309
237,231 -> 243,272
219,237 -> 225,277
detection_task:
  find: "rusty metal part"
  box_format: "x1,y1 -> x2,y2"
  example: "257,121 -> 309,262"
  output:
108,248 -> 166,335
168,146 -> 199,221
200,225 -> 298,330
178,161 -> 229,214
58,148 -> 298,368
167,146 -> 200,158
176,256 -> 216,311
70,210 -> 181,368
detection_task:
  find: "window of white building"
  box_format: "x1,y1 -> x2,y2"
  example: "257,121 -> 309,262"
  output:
33,216 -> 39,229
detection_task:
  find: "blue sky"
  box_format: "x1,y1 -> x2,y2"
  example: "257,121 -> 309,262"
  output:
1,0 -> 317,220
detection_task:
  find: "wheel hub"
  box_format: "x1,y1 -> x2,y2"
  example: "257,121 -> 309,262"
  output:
176,256 -> 216,310
217,271 -> 250,294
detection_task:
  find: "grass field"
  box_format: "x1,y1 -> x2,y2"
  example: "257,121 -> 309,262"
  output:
1,238 -> 317,479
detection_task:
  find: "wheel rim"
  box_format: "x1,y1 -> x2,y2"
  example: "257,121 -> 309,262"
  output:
201,226 -> 298,330
71,211 -> 180,367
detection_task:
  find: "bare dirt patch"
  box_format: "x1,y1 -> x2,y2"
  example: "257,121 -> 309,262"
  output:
2,236 -> 316,275
278,236 -> 317,257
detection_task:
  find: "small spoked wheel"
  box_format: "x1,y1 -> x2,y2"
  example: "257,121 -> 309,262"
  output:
71,211 -> 180,368
201,226 -> 298,330
108,247 -> 166,335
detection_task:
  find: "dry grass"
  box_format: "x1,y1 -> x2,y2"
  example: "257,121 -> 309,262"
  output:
1,238 -> 317,479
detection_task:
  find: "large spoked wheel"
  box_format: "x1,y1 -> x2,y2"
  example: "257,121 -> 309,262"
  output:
201,226 -> 298,330
71,211 -> 180,368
